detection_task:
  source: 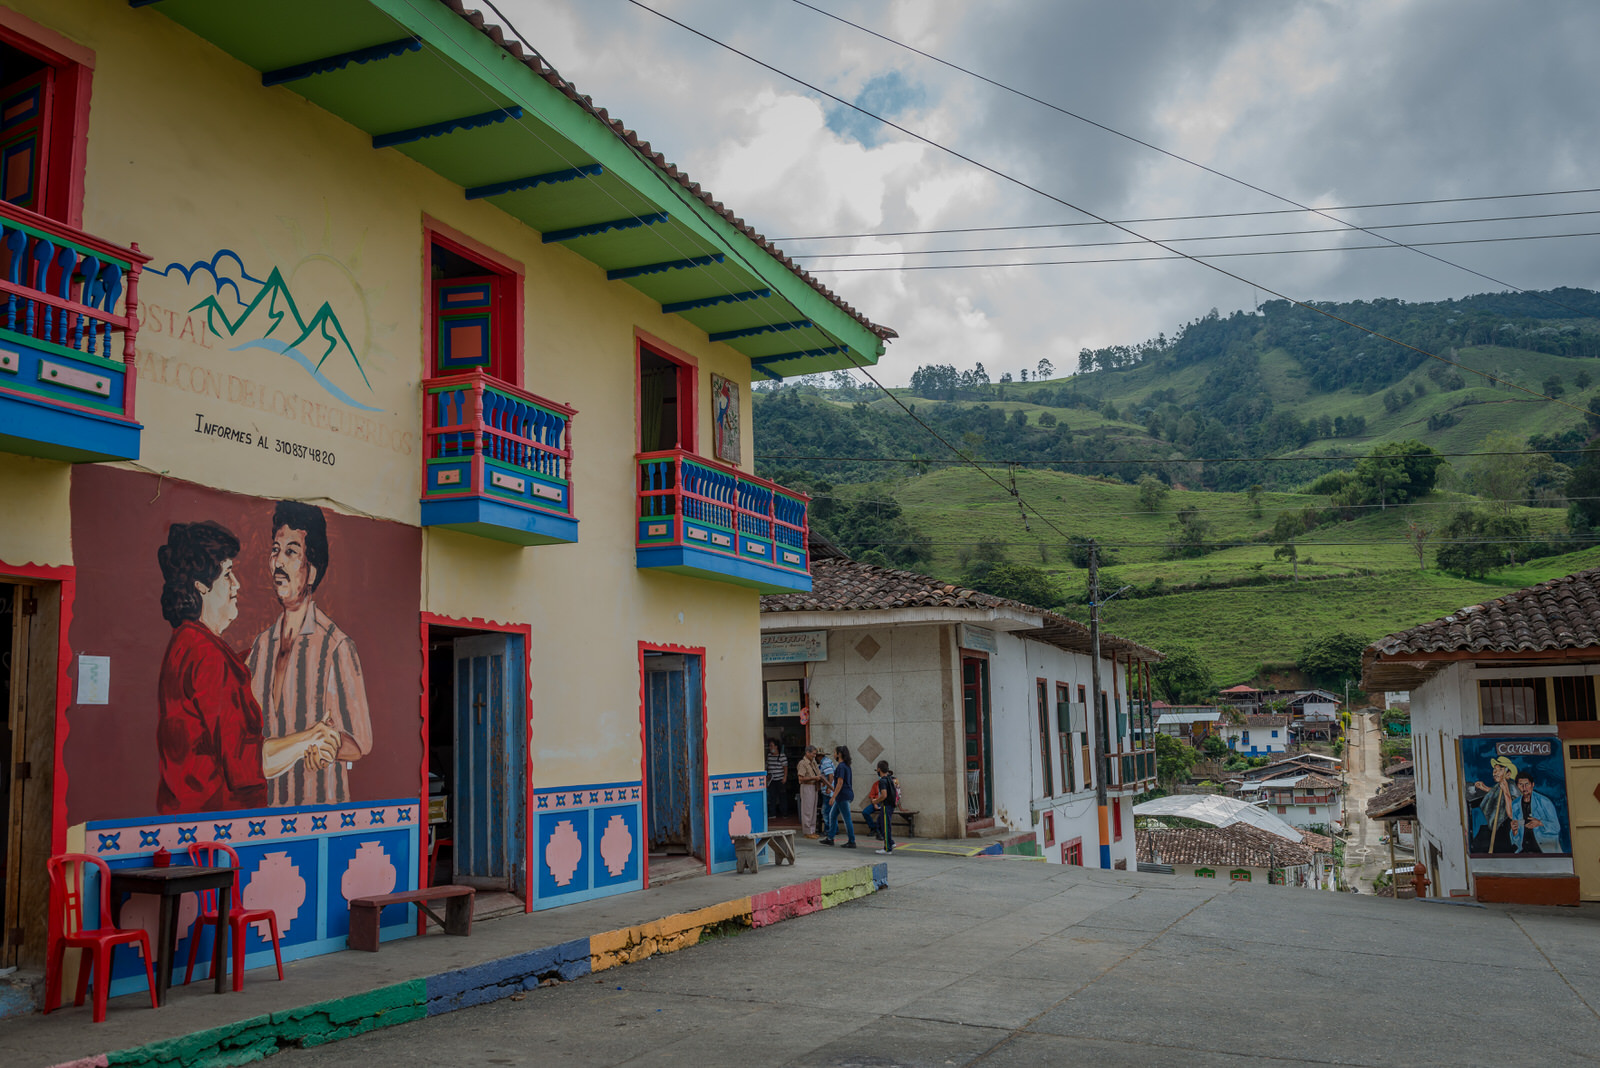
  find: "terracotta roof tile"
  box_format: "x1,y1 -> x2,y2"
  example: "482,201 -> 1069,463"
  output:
1369,566 -> 1600,658
1366,777 -> 1417,820
1135,823 -> 1317,868
761,557 -> 1160,661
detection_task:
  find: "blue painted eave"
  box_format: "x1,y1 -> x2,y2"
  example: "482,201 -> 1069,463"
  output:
0,391 -> 140,463
636,544 -> 811,594
420,496 -> 578,546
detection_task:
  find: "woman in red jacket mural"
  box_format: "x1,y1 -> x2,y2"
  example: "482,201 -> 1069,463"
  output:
154,520 -> 339,814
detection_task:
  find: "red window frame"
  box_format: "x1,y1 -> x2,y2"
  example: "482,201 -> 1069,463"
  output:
0,7 -> 94,226
635,328 -> 698,454
422,218 -> 524,386
1062,838 -> 1083,866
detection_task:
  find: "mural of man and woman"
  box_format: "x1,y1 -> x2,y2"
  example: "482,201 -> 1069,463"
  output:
154,500 -> 372,815
1464,737 -> 1570,856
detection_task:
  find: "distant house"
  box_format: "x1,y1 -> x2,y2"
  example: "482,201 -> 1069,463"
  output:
761,548 -> 1161,866
1218,685 -> 1265,716
1221,714 -> 1290,756
1238,772 -> 1344,830
1363,567 -> 1600,907
1237,754 -> 1342,784
1155,707 -> 1224,743
1136,823 -> 1337,889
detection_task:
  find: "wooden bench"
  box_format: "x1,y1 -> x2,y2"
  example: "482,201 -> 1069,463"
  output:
853,809 -> 919,839
348,885 -> 474,951
732,830 -> 796,873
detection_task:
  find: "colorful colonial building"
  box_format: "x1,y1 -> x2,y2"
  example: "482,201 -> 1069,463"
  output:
0,0 -> 891,996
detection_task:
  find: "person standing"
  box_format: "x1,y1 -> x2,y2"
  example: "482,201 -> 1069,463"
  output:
818,747 -> 837,838
821,745 -> 857,848
796,745 -> 823,837
872,759 -> 898,855
766,738 -> 790,820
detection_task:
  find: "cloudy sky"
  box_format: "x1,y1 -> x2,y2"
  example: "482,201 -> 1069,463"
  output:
497,0 -> 1600,385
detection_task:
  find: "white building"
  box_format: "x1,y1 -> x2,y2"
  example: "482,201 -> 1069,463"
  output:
1363,569 -> 1600,907
1221,715 -> 1290,756
1238,772 -> 1344,831
760,548 -> 1160,867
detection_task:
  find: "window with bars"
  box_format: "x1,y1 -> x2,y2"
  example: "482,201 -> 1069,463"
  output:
1478,678 -> 1548,726
1036,679 -> 1054,796
1553,675 -> 1597,722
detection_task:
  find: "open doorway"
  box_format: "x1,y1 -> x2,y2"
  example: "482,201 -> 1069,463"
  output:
637,342 -> 696,454
962,654 -> 993,824
425,621 -> 527,915
641,647 -> 706,883
2,577 -> 61,971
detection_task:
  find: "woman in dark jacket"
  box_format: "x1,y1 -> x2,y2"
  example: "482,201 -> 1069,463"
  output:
821,745 -> 856,847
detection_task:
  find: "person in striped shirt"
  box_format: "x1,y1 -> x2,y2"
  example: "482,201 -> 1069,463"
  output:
247,501 -> 373,806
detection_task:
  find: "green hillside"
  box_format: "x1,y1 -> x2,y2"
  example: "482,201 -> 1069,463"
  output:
753,287 -> 1600,689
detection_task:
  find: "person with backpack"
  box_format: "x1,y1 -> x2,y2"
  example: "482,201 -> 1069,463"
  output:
820,745 -> 856,848
869,759 -> 899,855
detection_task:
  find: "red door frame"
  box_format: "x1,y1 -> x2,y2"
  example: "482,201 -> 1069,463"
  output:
637,641 -> 710,883
421,216 -> 525,386
0,7 -> 95,227
419,612 -> 534,910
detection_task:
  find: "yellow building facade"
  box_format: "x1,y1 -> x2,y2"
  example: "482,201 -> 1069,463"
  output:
0,0 -> 889,989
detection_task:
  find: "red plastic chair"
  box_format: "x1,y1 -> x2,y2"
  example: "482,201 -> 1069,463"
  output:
44,854 -> 158,1022
183,842 -> 284,992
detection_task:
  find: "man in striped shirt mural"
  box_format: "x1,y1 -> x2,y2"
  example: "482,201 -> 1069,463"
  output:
247,501 -> 373,806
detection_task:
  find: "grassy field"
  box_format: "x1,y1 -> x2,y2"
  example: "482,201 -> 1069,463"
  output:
834,465 -> 1591,685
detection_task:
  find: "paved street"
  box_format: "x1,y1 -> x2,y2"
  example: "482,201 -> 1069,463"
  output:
278,850 -> 1600,1068
1344,711 -> 1408,890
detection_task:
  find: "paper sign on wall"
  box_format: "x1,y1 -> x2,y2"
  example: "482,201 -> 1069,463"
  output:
78,655 -> 110,704
766,679 -> 803,718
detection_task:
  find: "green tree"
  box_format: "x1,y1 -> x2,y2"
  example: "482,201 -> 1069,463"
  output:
1335,440 -> 1444,508
1297,632 -> 1368,689
1151,645 -> 1214,703
963,562 -> 1061,607
1154,732 -> 1199,789
1466,430 -> 1531,512
1166,505 -> 1213,559
1137,474 -> 1170,512
1200,733 -> 1228,761
1567,454 -> 1600,533
1435,508 -> 1531,578
1247,483 -> 1264,519
1274,540 -> 1299,580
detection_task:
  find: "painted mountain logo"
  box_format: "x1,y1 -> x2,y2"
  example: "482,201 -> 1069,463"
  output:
150,250 -> 382,412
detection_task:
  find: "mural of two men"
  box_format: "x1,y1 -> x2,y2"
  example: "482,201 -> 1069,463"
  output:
1463,736 -> 1570,856
155,501 -> 372,814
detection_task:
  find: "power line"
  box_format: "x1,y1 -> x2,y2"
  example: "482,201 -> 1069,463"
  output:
771,187 -> 1600,242
784,0 -> 1596,322
809,229 -> 1600,272
789,210 -> 1600,260
758,448 -> 1600,466
623,1 -> 1600,426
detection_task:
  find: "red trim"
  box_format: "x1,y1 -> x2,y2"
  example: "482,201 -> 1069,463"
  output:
0,12 -> 95,228
422,217 -> 525,388
637,641 -> 711,881
634,328 -> 699,454
420,612 -> 535,912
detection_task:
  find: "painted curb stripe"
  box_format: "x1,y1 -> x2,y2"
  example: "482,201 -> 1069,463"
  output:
53,865 -> 885,1068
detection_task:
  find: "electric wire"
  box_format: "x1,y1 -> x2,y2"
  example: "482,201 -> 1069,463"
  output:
771,187 -> 1600,242
785,0 -> 1598,323
623,0 -> 1600,426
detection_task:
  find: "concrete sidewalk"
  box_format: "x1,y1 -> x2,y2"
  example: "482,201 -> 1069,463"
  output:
1,838 -> 936,1068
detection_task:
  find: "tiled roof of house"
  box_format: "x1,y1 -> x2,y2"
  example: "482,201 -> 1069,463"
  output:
1367,777 -> 1417,820
1363,566 -> 1600,688
761,556 -> 1161,661
443,0 -> 894,343
1220,685 -> 1260,693
1241,715 -> 1289,728
1136,823 -> 1315,868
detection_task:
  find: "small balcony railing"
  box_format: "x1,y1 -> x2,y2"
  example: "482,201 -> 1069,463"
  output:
0,200 -> 147,462
635,449 -> 810,593
1104,749 -> 1157,790
419,371 -> 578,546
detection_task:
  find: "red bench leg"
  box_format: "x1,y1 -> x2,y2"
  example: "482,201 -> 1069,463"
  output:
348,904 -> 381,952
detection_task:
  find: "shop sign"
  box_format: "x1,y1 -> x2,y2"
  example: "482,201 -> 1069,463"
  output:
761,630 -> 827,663
959,624 -> 997,654
766,679 -> 803,718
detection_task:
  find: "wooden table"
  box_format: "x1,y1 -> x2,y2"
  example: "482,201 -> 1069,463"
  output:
109,864 -> 235,1005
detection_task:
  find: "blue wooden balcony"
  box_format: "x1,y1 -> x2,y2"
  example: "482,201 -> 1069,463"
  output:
0,202 -> 147,463
420,372 -> 578,545
636,450 -> 810,594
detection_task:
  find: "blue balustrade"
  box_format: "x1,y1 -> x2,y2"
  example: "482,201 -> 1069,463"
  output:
0,218 -> 130,358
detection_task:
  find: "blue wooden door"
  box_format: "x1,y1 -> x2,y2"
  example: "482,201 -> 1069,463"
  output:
454,634 -> 525,890
644,653 -> 705,858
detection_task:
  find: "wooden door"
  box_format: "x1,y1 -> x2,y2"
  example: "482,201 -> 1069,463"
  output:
452,634 -> 524,891
962,656 -> 992,819
1567,743 -> 1600,901
2,581 -> 57,969
433,275 -> 504,378
0,67 -> 52,213
644,654 -> 705,858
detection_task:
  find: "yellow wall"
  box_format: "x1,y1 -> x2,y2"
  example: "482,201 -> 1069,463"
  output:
6,0 -> 768,784
0,453 -> 72,568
